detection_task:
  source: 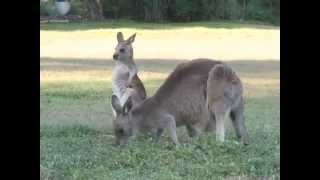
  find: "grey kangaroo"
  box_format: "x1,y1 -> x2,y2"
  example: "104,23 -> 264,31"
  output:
111,32 -> 146,116
111,59 -> 249,145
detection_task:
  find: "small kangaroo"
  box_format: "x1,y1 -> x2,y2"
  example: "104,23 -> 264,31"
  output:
111,32 -> 147,116
111,59 -> 249,145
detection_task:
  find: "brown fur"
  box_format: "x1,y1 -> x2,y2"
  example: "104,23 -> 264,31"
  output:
111,59 -> 249,145
206,64 -> 249,144
128,74 -> 146,100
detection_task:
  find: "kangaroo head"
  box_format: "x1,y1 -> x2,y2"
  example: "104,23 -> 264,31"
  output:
111,95 -> 138,145
113,32 -> 136,63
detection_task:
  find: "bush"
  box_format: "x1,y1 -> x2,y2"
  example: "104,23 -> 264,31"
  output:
68,0 -> 86,16
40,0 -> 85,17
246,0 -> 279,24
168,0 -> 201,21
40,2 -> 49,16
40,0 -> 280,24
210,0 -> 242,20
40,0 -> 59,16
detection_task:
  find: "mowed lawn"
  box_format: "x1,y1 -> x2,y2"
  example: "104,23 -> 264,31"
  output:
40,21 -> 280,179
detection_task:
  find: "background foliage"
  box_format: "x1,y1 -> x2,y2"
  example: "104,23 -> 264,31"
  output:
40,0 -> 280,24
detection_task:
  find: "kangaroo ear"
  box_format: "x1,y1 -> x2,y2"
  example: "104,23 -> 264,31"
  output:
126,33 -> 136,44
122,96 -> 133,115
117,32 -> 124,42
111,95 -> 122,115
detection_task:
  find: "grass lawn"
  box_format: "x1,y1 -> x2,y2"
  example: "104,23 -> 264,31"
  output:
40,21 -> 280,179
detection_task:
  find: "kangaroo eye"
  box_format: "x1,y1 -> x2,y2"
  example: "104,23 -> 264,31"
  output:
119,48 -> 125,53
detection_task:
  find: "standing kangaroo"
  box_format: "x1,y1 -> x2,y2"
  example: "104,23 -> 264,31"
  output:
111,32 -> 147,116
111,59 -> 249,145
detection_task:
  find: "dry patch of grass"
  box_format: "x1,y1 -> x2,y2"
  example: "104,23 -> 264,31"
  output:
41,22 -> 279,60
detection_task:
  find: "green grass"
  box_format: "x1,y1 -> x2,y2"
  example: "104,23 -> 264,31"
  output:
40,20 -> 278,31
40,21 -> 279,179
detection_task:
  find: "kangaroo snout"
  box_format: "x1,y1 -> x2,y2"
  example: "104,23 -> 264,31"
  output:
113,53 -> 119,60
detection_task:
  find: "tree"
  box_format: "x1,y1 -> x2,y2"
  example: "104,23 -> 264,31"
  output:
142,0 -> 168,22
81,0 -> 104,20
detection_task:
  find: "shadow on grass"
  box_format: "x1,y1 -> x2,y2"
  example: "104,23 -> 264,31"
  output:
40,20 -> 279,31
41,57 -> 280,76
40,76 -> 279,129
41,84 -> 280,132
40,94 -> 279,133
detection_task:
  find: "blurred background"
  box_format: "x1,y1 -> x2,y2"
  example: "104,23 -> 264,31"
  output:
40,0 -> 279,24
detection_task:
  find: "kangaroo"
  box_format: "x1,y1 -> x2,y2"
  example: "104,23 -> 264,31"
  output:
111,32 -> 147,116
111,59 -> 249,145
206,64 -> 249,144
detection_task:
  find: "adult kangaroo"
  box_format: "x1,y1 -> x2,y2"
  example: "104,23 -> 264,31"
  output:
111,32 -> 146,116
111,59 -> 249,145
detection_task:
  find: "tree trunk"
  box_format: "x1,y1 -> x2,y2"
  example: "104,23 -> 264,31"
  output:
82,0 -> 104,20
242,0 -> 246,20
144,0 -> 165,22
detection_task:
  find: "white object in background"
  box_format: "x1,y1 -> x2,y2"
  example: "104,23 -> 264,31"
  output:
55,1 -> 70,16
